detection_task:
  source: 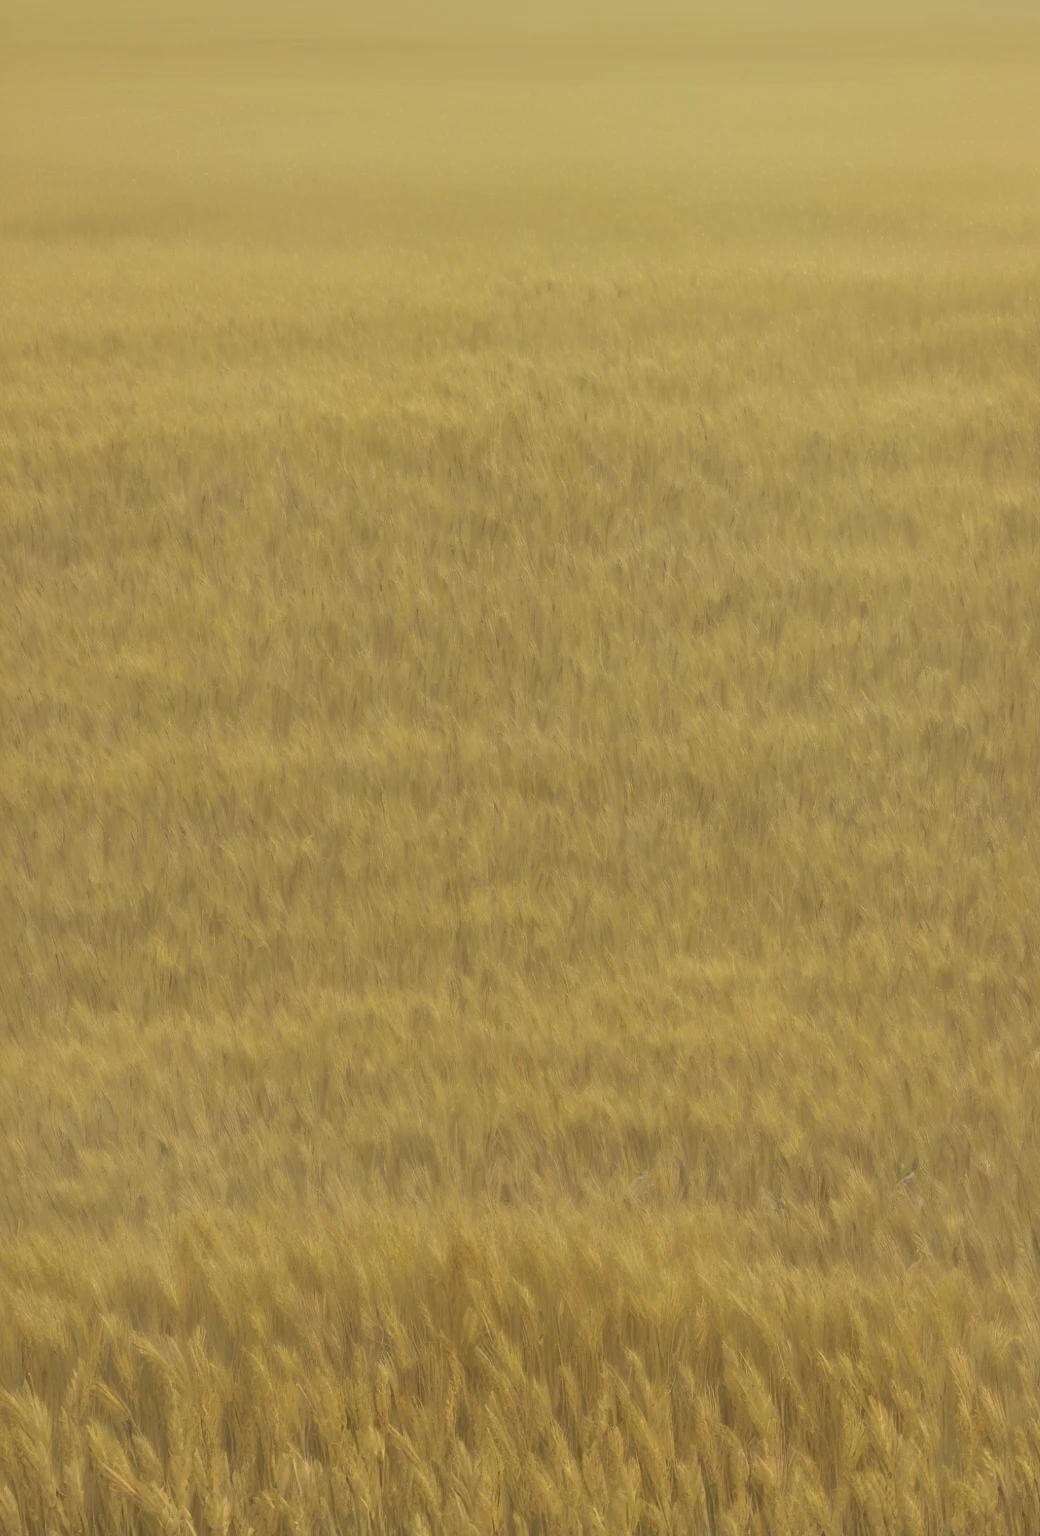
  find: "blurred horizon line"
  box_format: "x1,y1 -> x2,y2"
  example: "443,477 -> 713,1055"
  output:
4,0 -> 1039,59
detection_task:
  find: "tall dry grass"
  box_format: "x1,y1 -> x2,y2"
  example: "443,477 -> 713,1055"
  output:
1,14 -> 1039,1532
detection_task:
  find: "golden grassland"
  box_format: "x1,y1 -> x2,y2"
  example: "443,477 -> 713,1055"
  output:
1,12 -> 1040,1531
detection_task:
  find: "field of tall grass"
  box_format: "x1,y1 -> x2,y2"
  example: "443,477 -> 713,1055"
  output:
2,8 -> 1039,1530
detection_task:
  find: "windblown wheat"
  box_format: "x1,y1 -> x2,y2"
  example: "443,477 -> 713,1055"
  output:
1,5 -> 1039,1530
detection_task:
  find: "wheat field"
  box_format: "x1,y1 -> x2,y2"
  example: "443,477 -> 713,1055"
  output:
1,4 -> 1039,1531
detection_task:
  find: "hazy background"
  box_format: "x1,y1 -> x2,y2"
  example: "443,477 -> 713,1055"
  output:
5,0 -> 1039,52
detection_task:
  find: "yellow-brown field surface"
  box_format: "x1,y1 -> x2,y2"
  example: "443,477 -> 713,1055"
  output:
2,3 -> 1039,1530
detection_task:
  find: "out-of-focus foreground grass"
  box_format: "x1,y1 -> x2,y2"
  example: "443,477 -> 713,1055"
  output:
1,10 -> 1039,1531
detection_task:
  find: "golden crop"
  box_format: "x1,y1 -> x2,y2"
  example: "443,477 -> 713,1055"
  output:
1,7 -> 1039,1531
